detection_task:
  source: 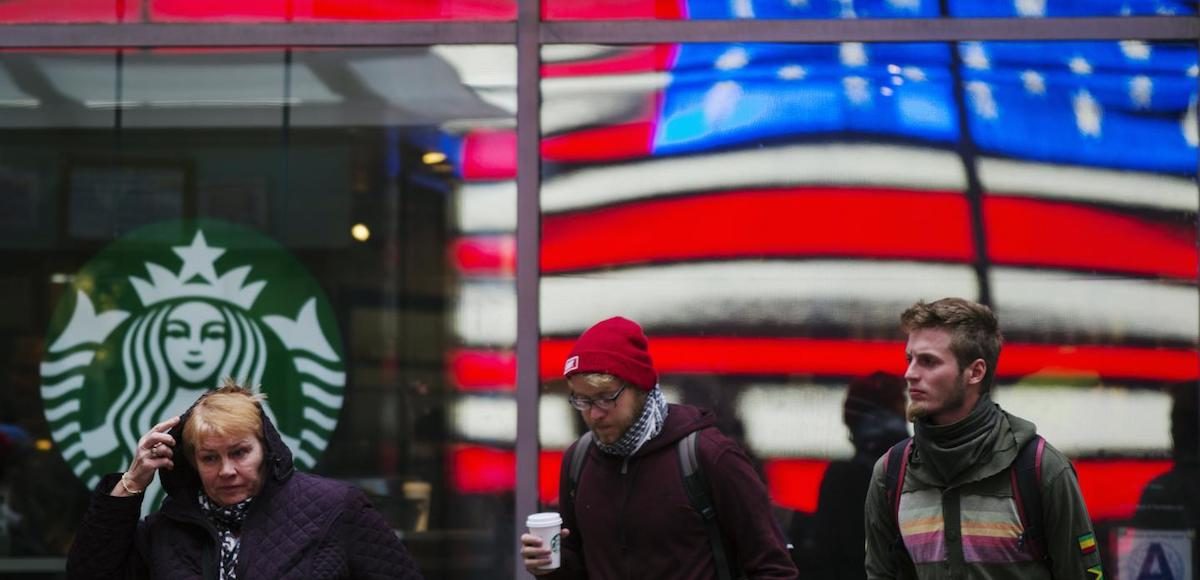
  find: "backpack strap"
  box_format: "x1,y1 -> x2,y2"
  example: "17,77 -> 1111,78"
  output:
883,438 -> 914,529
562,430 -> 594,537
678,430 -> 735,580
1010,435 -> 1047,560
883,438 -> 917,577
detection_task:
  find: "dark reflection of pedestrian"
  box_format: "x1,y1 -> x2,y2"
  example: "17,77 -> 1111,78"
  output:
1133,382 -> 1198,572
802,372 -> 909,580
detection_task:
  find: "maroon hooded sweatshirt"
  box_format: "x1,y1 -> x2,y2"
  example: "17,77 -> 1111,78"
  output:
549,403 -> 798,580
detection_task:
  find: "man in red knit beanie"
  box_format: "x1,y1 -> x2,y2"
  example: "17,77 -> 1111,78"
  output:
520,316 -> 798,579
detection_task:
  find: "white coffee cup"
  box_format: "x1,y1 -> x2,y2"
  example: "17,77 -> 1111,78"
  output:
526,512 -> 563,570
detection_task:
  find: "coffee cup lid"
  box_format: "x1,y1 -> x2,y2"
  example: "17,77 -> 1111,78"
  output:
526,512 -> 562,528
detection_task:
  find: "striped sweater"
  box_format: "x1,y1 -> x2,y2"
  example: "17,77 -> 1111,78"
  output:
865,411 -> 1105,580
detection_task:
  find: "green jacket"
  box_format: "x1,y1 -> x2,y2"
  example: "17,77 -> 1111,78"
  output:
864,410 -> 1104,580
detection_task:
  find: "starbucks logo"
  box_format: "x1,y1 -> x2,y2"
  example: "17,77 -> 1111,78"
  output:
40,220 -> 345,511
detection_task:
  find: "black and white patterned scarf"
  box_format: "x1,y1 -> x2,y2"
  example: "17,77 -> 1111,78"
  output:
596,387 -> 669,457
198,492 -> 254,580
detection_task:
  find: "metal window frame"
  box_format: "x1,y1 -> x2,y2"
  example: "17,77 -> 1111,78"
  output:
3,8 -> 1198,580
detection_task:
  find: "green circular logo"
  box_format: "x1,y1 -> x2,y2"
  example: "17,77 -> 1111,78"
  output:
41,220 -> 345,510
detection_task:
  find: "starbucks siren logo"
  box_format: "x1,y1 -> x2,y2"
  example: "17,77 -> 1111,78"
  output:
40,220 -> 345,511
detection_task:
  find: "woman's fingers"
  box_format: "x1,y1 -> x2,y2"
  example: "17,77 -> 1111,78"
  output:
138,416 -> 180,455
127,415 -> 183,483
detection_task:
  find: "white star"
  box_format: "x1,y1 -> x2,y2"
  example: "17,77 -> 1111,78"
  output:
1189,64 -> 1198,78
967,81 -> 998,119
840,43 -> 868,67
844,76 -> 871,105
1073,90 -> 1102,137
1021,70 -> 1046,95
1015,0 -> 1046,17
903,66 -> 927,82
703,81 -> 743,125
887,0 -> 920,9
1069,57 -> 1092,75
777,65 -> 807,80
887,64 -> 901,75
787,0 -> 810,7
1119,40 -> 1152,61
839,0 -> 857,18
880,86 -> 895,96
1130,75 -> 1152,108
962,43 -> 990,70
173,231 -> 225,285
733,0 -> 755,18
891,76 -> 905,86
1183,97 -> 1198,147
715,47 -> 749,71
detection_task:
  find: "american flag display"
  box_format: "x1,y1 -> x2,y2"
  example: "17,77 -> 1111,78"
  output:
544,0 -> 1196,19
1,0 -> 1192,23
444,39 -> 1198,522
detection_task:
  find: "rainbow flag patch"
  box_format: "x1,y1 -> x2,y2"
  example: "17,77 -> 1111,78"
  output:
1087,564 -> 1103,579
1078,532 -> 1097,555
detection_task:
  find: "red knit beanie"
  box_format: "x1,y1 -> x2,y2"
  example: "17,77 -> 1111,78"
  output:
563,317 -> 658,391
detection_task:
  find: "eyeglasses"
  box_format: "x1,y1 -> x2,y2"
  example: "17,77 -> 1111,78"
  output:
567,385 -> 627,411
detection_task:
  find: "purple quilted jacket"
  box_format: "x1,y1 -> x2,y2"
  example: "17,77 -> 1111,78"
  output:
67,404 -> 423,580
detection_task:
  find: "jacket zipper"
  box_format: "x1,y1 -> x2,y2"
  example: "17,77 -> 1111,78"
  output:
619,455 -> 634,578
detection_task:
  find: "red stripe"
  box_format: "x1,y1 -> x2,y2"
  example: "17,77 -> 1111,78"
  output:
986,197 -> 1198,281
448,340 -> 1200,389
542,45 -> 676,78
542,0 -> 684,20
765,459 -> 829,513
0,0 -> 140,22
451,235 -> 516,276
461,130 -> 517,181
449,444 -> 515,495
449,349 -> 518,390
542,121 -> 657,163
1073,459 -> 1173,520
541,189 -> 975,273
150,0 -> 514,21
448,446 -> 1171,520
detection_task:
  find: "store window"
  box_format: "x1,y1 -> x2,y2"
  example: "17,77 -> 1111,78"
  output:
0,45 -> 517,578
0,0 -> 516,23
535,40 -> 1198,574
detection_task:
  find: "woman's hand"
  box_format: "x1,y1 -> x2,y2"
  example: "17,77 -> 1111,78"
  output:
520,528 -> 570,575
112,416 -> 180,497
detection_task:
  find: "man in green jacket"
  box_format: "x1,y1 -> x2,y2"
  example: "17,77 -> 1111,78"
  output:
864,297 -> 1104,580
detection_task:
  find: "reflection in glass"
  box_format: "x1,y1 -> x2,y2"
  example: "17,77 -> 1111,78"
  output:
0,0 -> 515,23
543,0 -> 1195,20
531,40 -> 1197,574
0,45 -> 517,578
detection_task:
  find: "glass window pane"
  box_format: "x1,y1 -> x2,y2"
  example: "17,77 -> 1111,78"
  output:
543,0 -> 1195,19
537,40 -> 1198,576
0,45 -> 517,579
0,0 -> 515,23
0,1 -> 136,24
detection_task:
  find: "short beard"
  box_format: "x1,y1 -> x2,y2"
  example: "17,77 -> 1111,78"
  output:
906,373 -> 969,424
906,402 -> 927,422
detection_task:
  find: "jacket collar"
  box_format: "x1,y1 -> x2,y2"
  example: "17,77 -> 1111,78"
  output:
908,409 -> 1038,488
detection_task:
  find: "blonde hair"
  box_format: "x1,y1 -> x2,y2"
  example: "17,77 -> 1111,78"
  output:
569,372 -> 624,391
182,378 -> 267,460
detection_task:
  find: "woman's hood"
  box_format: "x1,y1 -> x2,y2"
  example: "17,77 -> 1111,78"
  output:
157,397 -> 296,499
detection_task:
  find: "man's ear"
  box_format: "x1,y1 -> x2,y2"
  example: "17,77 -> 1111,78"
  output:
964,358 -> 987,386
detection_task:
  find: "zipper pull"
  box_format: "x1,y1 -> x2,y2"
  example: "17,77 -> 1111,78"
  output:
621,457 -> 629,474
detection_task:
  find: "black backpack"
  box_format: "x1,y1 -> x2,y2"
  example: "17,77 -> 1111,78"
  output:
882,435 -> 1048,574
562,429 -> 742,580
